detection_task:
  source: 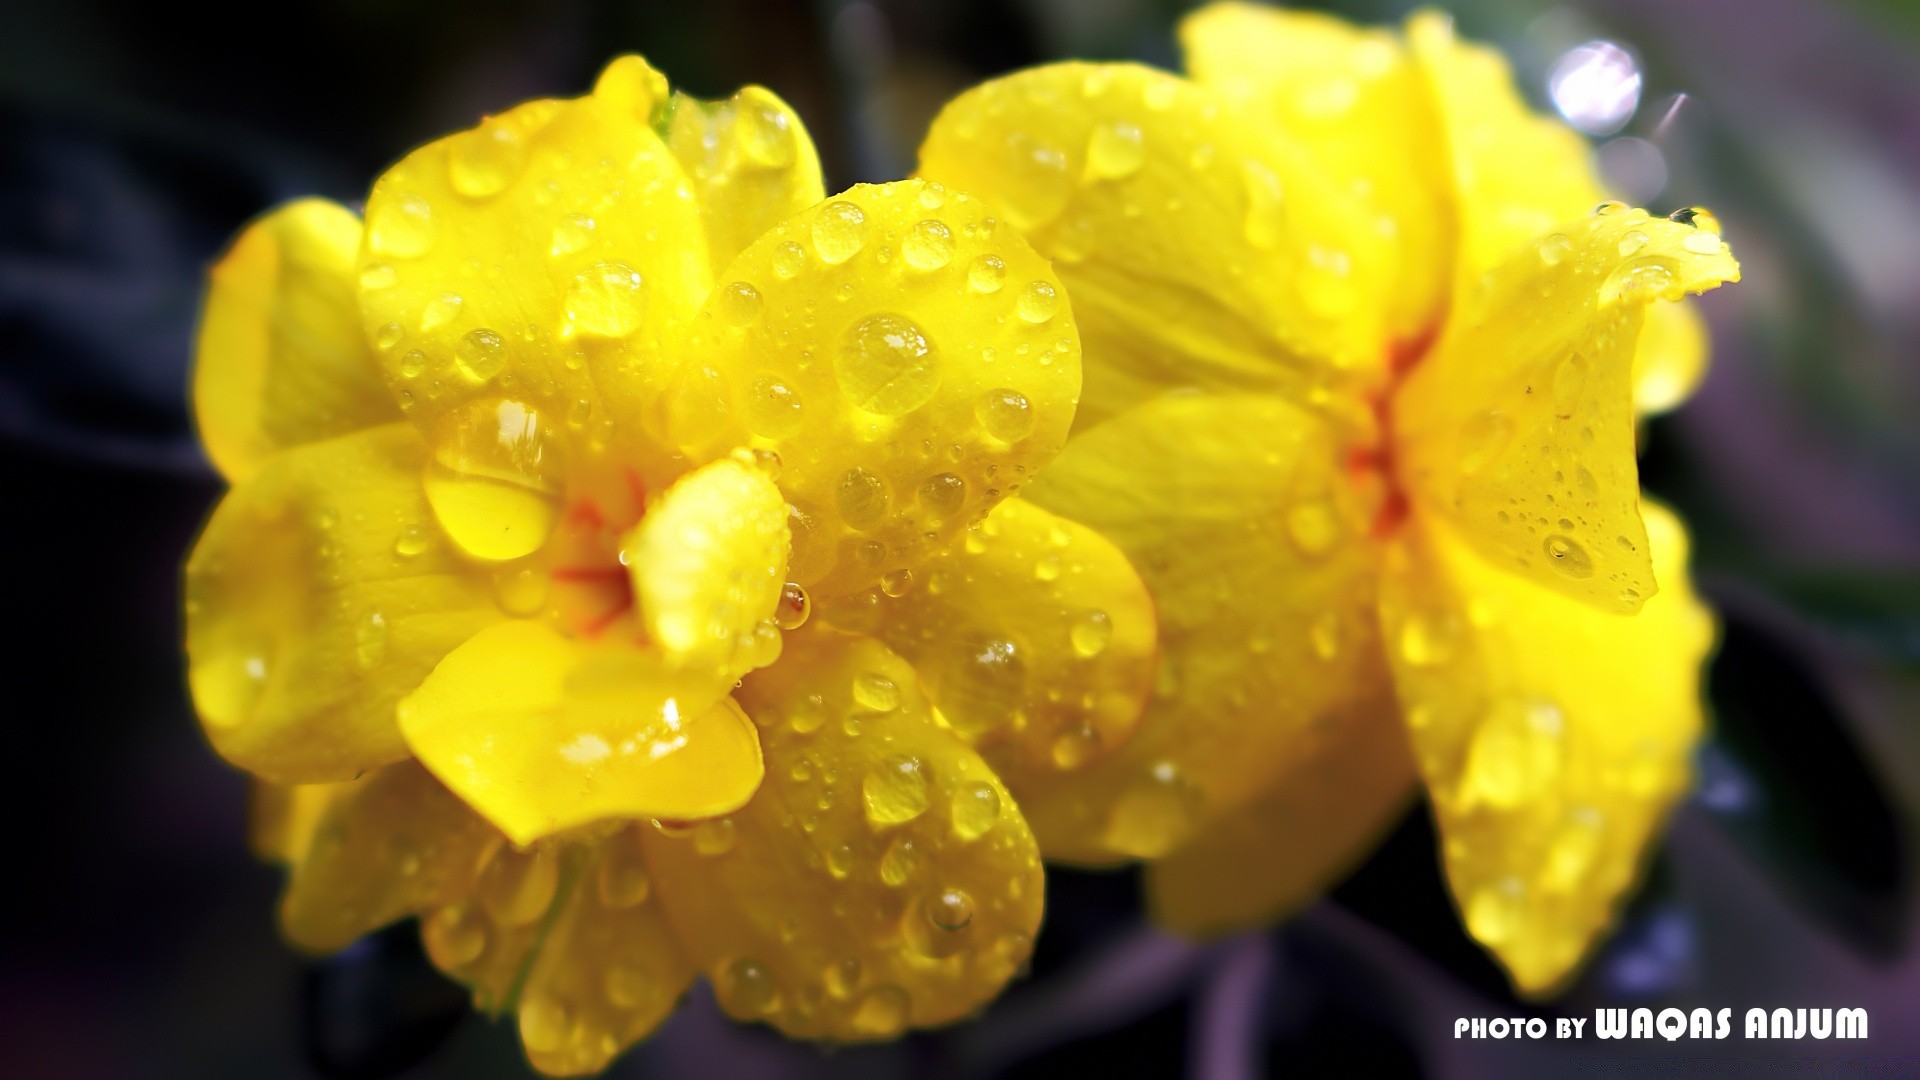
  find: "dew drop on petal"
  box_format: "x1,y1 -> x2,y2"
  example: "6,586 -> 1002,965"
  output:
812,201 -> 868,264
836,313 -> 941,415
862,755 -> 931,826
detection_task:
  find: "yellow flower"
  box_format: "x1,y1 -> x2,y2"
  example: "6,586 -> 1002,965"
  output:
916,4 -> 1738,993
187,57 -> 1158,1072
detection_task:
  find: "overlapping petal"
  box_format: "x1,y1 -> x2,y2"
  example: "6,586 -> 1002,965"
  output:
1016,394 -> 1385,862
193,199 -> 401,481
355,56 -> 711,440
871,496 -> 1157,781
666,84 -> 827,269
1179,3 -> 1449,339
660,178 -> 1080,597
397,620 -> 764,846
917,62 -> 1394,427
1378,501 -> 1713,993
642,629 -> 1043,1040
1145,693 -> 1413,937
1393,209 -> 1739,613
185,424 -> 502,782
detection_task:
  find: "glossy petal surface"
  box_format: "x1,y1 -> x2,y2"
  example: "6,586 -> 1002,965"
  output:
185,424 -> 501,782
1378,501 -> 1714,993
667,84 -> 827,268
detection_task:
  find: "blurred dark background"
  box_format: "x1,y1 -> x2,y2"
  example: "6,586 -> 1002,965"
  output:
4,0 -> 1917,1076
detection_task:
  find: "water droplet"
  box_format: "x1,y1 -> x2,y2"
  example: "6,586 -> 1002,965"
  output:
1104,761 -> 1198,858
717,957 -> 778,1017
424,398 -> 567,561
853,672 -> 901,713
550,213 -> 596,257
975,388 -> 1034,442
735,98 -> 795,168
517,995 -> 571,1054
1285,500 -> 1339,557
903,220 -> 955,270
879,835 -> 920,886
692,817 -> 738,856
950,781 -> 1002,841
1540,806 -> 1605,892
1070,610 -> 1112,658
1461,698 -> 1565,808
448,122 -> 526,198
493,565 -> 550,616
836,312 -> 941,415
359,262 -> 397,290
422,904 -> 488,968
1241,160 -> 1285,249
605,963 -> 658,1009
772,241 -> 807,279
454,327 -> 506,382
775,582 -> 811,630
967,254 -> 1007,294
825,842 -> 854,879
1608,261 -> 1674,300
1016,280 -> 1058,323
1617,230 -> 1649,256
368,193 -> 435,258
1033,553 -> 1062,582
354,612 -> 389,670
478,850 -> 560,927
823,957 -> 862,999
1592,200 -> 1628,216
596,845 -> 652,908
420,292 -> 464,332
934,636 -> 1026,738
1542,534 -> 1594,578
926,887 -> 973,931
880,569 -> 914,597
394,523 -> 430,558
564,261 -> 645,338
917,473 -> 966,518
375,321 -> 406,351
1086,121 -> 1145,180
812,201 -> 868,264
849,983 -> 909,1037
718,280 -> 763,325
397,349 -> 427,378
744,376 -> 803,438
1458,410 -> 1515,474
835,467 -> 889,530
1538,233 -> 1572,266
863,755 -> 931,825
1682,231 -> 1723,255
1050,723 -> 1102,769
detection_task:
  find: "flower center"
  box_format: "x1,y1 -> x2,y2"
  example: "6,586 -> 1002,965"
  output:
1346,322 -> 1440,540
542,467 -> 650,640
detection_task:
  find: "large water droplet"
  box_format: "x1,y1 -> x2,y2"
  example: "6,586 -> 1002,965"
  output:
368,193 -> 435,258
835,467 -> 890,530
975,388 -> 1034,442
717,957 -> 778,1017
812,201 -> 868,264
424,398 -> 567,561
863,755 -> 932,826
564,261 -> 645,338
931,636 -> 1026,738
448,122 -> 526,199
849,984 -> 909,1038
1070,610 -> 1112,657
917,473 -> 966,518
1460,698 -> 1565,808
903,220 -> 955,270
478,849 -> 560,927
455,327 -> 506,382
549,213 -> 596,257
836,313 -> 941,415
1104,761 -> 1198,858
950,781 -> 1002,841
852,671 -> 901,712
967,254 -> 1006,294
775,582 -> 811,630
422,904 -> 488,968
1086,121 -> 1145,180
1542,534 -> 1595,578
735,98 -> 796,168
1016,281 -> 1058,323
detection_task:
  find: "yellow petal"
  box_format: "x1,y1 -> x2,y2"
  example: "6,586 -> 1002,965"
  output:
667,84 -> 827,269
917,62 -> 1393,428
1179,3 -> 1449,339
871,496 -> 1156,782
398,620 -> 764,846
1393,208 -> 1739,614
279,761 -> 501,951
512,829 -> 696,1075
661,178 -> 1079,597
1632,297 -> 1708,415
624,455 -> 789,683
356,56 -> 711,440
1378,501 -> 1714,993
642,629 -> 1043,1040
421,845 -> 571,1015
1406,11 -> 1602,285
1016,394 -> 1386,863
1146,696 -> 1414,937
194,199 -> 400,481
185,424 -> 502,783
249,778 -> 358,863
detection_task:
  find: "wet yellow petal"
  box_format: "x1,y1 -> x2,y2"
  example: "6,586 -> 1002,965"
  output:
872,496 -> 1156,782
194,199 -> 400,481
667,84 -> 827,268
421,845 -> 572,1015
1146,696 -> 1414,937
1378,501 -> 1714,994
1393,208 -> 1739,614
624,455 -> 789,683
1179,3 -> 1449,339
1406,11 -> 1602,284
642,629 -> 1043,1040
1016,394 -> 1385,863
398,620 -> 764,846
1632,298 -> 1708,415
917,62 -> 1393,428
356,56 -> 710,439
279,760 -> 501,951
661,178 -> 1079,597
185,424 -> 502,783
512,830 -> 696,1075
